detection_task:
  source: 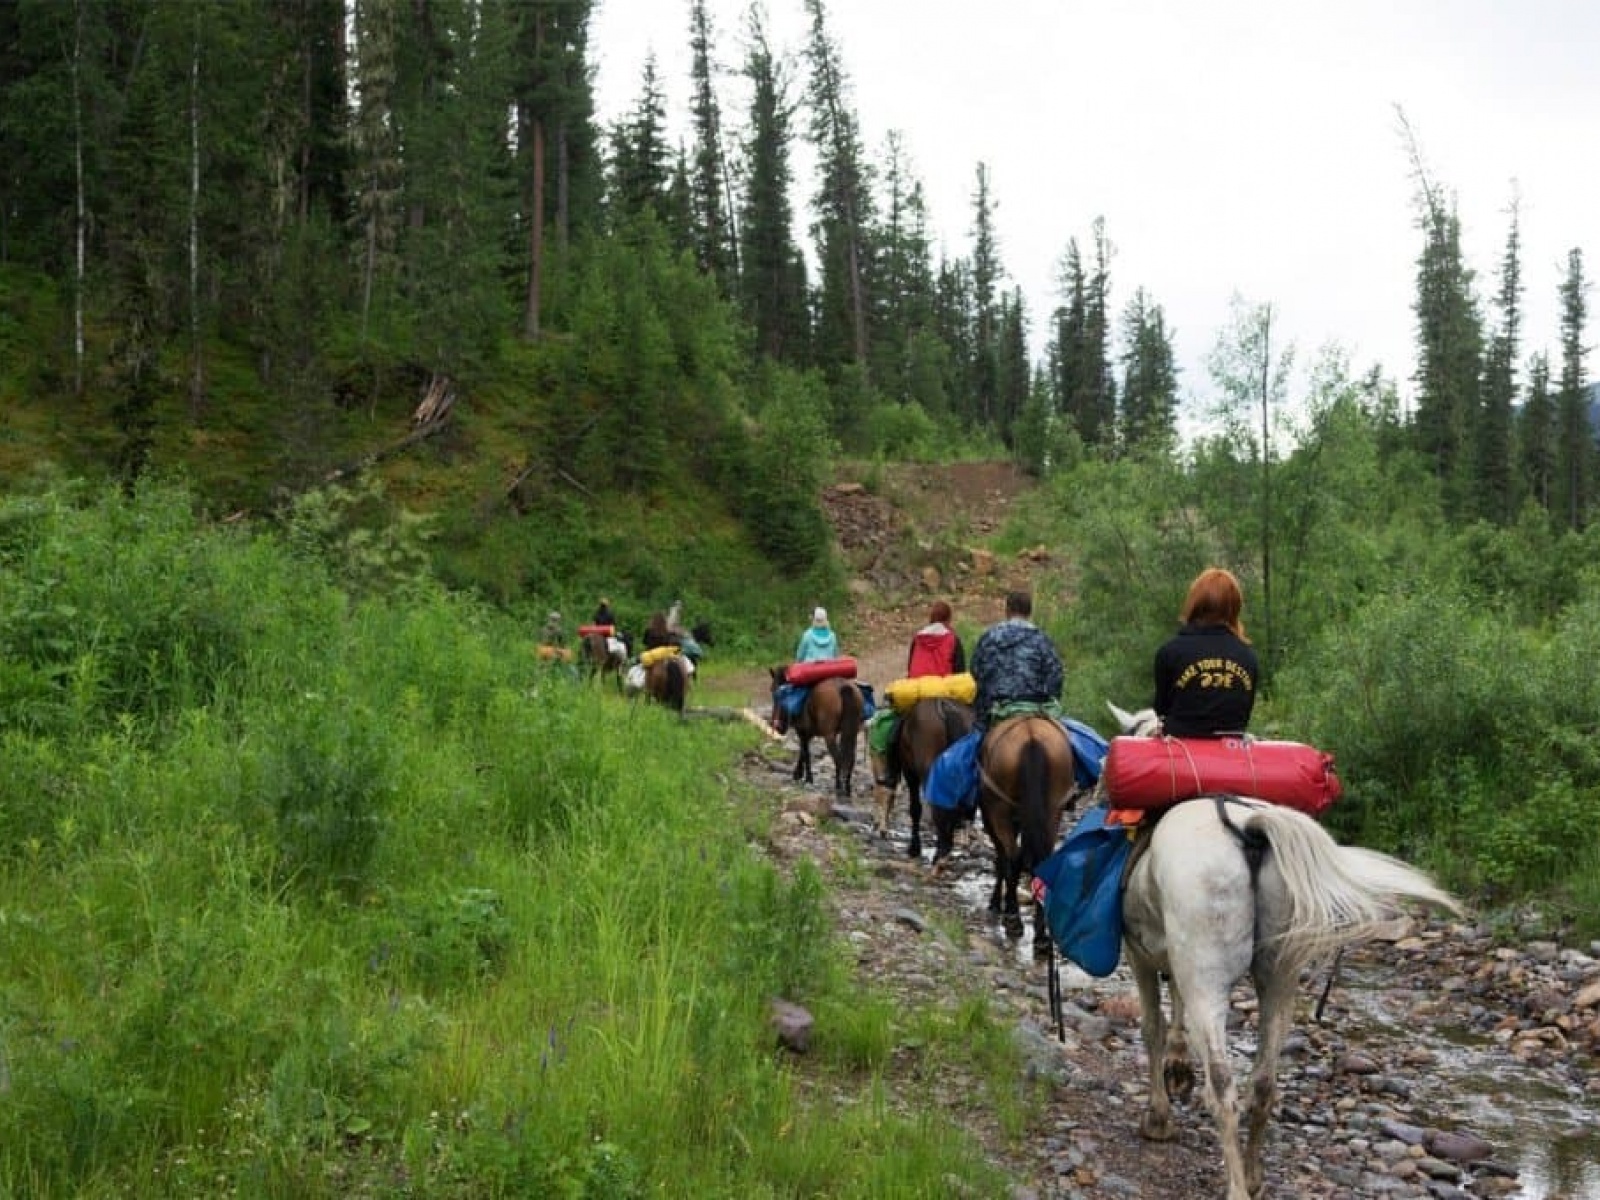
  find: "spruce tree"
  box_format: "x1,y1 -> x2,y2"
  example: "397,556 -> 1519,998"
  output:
869,131 -> 936,404
1518,352 -> 1555,513
1553,248 -> 1592,530
608,54 -> 673,222
1475,194 -> 1522,524
736,7 -> 808,365
1119,287 -> 1180,457
802,0 -> 873,381
687,0 -> 736,288
1403,114 -> 1483,519
969,162 -> 1000,431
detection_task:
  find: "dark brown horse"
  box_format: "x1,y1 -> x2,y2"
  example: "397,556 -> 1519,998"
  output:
870,698 -> 975,860
768,670 -> 863,798
644,654 -> 689,713
963,714 -> 1076,942
580,631 -> 626,693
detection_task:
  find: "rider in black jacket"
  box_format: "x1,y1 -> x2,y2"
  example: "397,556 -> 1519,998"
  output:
1153,567 -> 1259,737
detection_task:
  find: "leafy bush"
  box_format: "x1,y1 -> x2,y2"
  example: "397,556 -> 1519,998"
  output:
247,690 -> 395,899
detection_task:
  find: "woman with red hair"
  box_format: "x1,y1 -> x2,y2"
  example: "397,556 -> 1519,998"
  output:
1153,567 -> 1259,737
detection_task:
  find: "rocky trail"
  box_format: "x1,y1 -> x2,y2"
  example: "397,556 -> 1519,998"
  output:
722,462 -> 1600,1200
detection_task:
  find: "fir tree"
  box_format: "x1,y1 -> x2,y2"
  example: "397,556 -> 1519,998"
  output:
736,7 -> 808,364
687,0 -> 736,288
1553,248 -> 1592,529
1119,287 -> 1180,457
1518,352 -> 1555,513
802,0 -> 873,381
1475,193 -> 1522,524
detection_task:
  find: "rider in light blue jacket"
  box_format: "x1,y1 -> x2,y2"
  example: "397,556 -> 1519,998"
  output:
794,607 -> 841,662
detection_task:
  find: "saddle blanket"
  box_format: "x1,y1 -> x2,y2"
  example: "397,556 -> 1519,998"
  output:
775,681 -> 876,721
924,718 -> 1109,816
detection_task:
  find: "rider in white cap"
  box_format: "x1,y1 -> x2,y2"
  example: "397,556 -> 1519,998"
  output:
794,606 -> 840,662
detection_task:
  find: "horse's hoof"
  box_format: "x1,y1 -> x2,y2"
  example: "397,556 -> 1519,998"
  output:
1139,1112 -> 1176,1142
906,837 -> 922,859
1003,915 -> 1025,939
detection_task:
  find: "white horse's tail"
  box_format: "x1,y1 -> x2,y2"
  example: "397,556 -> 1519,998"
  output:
1245,804 -> 1462,961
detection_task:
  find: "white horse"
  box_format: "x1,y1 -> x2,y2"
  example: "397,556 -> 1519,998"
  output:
1107,702 -> 1462,1200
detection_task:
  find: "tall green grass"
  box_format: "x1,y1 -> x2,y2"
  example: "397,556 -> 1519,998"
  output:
0,479 -> 1020,1198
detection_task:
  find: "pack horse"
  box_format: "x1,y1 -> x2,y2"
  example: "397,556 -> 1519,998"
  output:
1110,705 -> 1461,1200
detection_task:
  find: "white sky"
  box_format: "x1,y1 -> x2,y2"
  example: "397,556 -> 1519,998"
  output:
589,0 -> 1600,414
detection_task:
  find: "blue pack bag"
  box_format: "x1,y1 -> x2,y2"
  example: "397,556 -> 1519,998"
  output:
1032,804 -> 1133,977
857,682 -> 877,721
1062,717 -> 1110,789
923,728 -> 982,815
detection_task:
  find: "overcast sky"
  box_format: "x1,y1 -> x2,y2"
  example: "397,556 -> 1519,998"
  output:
588,0 -> 1600,413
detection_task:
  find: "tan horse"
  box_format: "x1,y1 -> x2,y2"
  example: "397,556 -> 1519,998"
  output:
973,715 -> 1076,942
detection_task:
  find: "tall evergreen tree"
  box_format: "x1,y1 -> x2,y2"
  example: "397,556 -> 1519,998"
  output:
1518,352 -> 1555,513
869,131 -> 936,403
933,256 -> 976,425
1119,287 -> 1180,457
686,0 -> 736,288
388,0 -> 518,375
1403,114 -> 1483,519
969,162 -> 1000,431
736,7 -> 808,365
1553,248 -> 1592,530
801,0 -> 873,381
350,0 -> 403,342
1475,194 -> 1522,524
608,54 -> 673,221
994,287 -> 1030,443
1048,220 -> 1115,449
507,0 -> 597,338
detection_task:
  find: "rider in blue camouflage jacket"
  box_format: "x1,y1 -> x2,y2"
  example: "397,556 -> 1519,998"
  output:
969,591 -> 1063,731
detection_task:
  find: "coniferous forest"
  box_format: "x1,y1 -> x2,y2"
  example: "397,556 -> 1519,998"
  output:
1,2 -> 1599,1194
4,0 -> 1600,884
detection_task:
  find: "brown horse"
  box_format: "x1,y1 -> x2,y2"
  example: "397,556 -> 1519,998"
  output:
768,670 -> 863,798
644,655 -> 689,713
964,714 -> 1077,942
581,631 -> 626,693
871,698 -> 975,860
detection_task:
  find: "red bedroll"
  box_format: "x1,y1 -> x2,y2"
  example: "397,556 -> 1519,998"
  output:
577,624 -> 615,637
783,656 -> 858,686
1104,735 -> 1342,817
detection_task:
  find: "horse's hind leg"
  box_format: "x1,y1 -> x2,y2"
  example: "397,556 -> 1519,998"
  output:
1130,954 -> 1176,1142
905,781 -> 923,860
1179,980 -> 1251,1200
1242,961 -> 1297,1197
823,734 -> 845,797
1164,981 -> 1196,1102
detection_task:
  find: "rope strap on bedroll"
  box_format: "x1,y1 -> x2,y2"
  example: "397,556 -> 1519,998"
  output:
1103,734 -> 1341,816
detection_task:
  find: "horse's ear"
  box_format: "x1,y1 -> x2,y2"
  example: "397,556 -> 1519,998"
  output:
1107,700 -> 1137,731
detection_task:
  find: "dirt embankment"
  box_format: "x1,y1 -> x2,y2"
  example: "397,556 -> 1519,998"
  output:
815,460 -> 1057,687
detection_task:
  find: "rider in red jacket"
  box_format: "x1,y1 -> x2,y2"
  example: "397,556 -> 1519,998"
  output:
907,601 -> 966,678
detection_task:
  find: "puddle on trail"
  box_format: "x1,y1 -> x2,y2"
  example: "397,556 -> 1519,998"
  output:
945,857 -> 1600,1199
